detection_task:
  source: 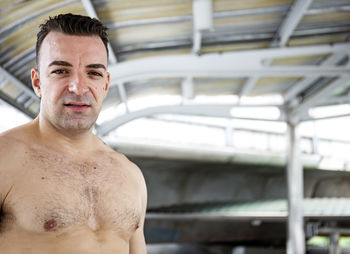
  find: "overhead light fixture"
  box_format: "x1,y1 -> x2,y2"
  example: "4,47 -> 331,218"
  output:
230,106 -> 281,120
240,95 -> 284,105
194,95 -> 239,104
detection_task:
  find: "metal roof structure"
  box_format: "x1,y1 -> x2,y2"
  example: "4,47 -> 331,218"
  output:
1,0 -> 350,253
0,0 -> 349,127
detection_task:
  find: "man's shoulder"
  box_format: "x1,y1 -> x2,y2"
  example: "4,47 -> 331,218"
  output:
107,149 -> 147,196
0,127 -> 30,194
0,125 -> 31,151
100,144 -> 143,178
104,147 -> 136,169
0,124 -> 35,166
0,131 -> 21,154
93,138 -> 144,180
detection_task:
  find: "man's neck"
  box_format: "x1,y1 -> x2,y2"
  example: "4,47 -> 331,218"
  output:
33,117 -> 97,154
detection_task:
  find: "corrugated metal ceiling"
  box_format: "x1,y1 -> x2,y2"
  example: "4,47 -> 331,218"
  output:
0,0 -> 349,132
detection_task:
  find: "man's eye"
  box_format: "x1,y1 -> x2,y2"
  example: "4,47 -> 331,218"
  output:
88,71 -> 103,77
52,69 -> 68,74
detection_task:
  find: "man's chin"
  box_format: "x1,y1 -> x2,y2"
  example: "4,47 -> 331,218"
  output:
59,119 -> 96,132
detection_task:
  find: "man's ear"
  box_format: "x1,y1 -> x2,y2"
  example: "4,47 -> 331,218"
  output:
31,68 -> 41,98
104,72 -> 110,94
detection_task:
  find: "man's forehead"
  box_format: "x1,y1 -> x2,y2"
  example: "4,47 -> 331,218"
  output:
40,31 -> 108,66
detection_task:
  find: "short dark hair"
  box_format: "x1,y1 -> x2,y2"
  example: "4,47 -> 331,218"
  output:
36,13 -> 109,66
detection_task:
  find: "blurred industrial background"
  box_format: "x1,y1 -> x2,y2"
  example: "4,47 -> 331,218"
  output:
1,0 -> 350,253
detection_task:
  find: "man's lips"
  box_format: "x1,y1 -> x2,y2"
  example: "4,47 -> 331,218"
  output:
64,102 -> 91,112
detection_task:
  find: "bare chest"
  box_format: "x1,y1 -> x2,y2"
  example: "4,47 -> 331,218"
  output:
5,149 -> 141,238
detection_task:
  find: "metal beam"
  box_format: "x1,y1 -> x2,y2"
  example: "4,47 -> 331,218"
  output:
24,98 -> 35,109
306,5 -> 350,15
109,65 -> 348,84
271,0 -> 313,47
293,24 -> 350,37
0,77 -> 7,89
292,76 -> 350,118
284,53 -> 347,103
97,105 -> 231,136
0,65 -> 39,103
16,92 -> 29,104
81,0 -> 118,64
4,47 -> 35,70
115,32 -> 272,55
107,5 -> 290,30
116,82 -> 129,113
317,94 -> 350,107
115,27 -> 350,54
96,104 -> 283,136
104,4 -> 350,30
239,77 -> 259,99
107,137 -> 290,166
0,0 -> 78,42
108,43 -> 350,84
0,91 -> 36,119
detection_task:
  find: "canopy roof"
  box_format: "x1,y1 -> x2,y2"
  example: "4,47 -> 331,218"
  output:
0,0 -> 349,134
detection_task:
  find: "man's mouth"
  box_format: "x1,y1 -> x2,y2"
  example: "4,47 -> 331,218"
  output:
64,103 -> 91,111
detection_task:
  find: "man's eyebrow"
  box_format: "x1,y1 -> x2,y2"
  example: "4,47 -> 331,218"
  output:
86,64 -> 106,70
48,60 -> 72,67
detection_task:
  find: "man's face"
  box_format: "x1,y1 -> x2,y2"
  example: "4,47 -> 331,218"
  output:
31,31 -> 110,132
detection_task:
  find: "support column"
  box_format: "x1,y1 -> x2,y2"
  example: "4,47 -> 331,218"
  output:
286,119 -> 305,254
329,232 -> 340,254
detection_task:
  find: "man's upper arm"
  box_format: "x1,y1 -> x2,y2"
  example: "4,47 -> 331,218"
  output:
0,136 -> 13,227
129,164 -> 148,254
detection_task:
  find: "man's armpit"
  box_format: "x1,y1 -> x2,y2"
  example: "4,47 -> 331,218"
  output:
0,186 -> 13,229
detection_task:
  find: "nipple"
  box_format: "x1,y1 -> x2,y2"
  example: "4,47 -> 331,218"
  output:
44,219 -> 57,230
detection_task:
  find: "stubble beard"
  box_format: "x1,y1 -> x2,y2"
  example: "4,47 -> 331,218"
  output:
55,108 -> 98,132
42,102 -> 100,133
53,94 -> 101,132
58,114 -> 96,131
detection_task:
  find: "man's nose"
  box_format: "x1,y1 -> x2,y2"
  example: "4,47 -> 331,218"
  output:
68,72 -> 89,95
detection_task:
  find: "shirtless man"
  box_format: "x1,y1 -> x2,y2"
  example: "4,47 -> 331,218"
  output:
0,13 -> 147,254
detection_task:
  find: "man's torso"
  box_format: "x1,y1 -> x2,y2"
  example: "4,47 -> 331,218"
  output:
0,133 -> 142,254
